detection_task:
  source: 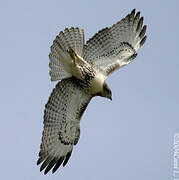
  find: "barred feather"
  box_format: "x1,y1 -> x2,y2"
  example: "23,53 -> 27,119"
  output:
49,27 -> 84,81
83,9 -> 147,77
37,78 -> 92,174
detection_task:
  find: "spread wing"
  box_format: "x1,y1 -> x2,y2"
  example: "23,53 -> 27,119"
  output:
37,77 -> 92,174
83,9 -> 147,77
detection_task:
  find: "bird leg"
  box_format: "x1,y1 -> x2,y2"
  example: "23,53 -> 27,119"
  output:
67,48 -> 86,66
67,48 -> 78,64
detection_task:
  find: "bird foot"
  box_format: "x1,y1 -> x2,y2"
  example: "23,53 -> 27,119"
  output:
67,48 -> 78,61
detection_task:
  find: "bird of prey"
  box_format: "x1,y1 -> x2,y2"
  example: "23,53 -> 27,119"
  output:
37,9 -> 147,174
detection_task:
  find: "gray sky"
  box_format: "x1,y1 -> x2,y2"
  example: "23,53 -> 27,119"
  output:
0,0 -> 178,179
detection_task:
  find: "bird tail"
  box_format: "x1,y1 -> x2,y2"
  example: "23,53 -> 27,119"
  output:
49,27 -> 85,81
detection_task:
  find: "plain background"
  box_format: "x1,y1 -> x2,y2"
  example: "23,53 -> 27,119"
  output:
0,0 -> 178,179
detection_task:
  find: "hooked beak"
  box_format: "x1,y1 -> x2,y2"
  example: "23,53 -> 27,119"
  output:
107,94 -> 112,101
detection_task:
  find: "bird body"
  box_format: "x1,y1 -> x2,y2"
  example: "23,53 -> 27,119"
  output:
68,48 -> 107,97
37,9 -> 147,174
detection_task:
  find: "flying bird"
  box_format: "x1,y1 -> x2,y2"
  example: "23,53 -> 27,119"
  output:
37,9 -> 147,174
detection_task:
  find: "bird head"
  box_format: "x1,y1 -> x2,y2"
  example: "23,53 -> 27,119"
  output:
101,82 -> 112,100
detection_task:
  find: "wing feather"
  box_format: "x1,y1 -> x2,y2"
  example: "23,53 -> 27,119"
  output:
83,9 -> 147,77
37,77 -> 92,174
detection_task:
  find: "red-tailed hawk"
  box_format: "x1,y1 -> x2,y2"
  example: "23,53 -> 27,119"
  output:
37,9 -> 147,174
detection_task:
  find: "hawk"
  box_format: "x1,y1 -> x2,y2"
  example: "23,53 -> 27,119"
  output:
37,9 -> 147,174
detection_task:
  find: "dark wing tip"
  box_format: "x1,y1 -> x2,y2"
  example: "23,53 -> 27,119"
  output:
139,25 -> 147,39
37,156 -> 66,175
37,158 -> 42,166
140,35 -> 147,47
137,17 -> 144,32
135,11 -> 140,20
40,163 -> 46,172
126,9 -> 135,19
63,151 -> 72,167
44,158 -> 58,175
52,156 -> 65,174
39,151 -> 73,174
39,156 -> 54,172
131,9 -> 136,15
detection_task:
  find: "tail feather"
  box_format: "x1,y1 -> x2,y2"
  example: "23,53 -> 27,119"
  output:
61,27 -> 84,57
49,53 -> 71,81
49,27 -> 84,81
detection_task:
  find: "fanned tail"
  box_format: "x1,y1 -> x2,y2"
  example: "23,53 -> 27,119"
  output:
49,27 -> 85,81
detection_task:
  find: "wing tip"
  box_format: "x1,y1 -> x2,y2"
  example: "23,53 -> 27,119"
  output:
140,35 -> 147,47
130,9 -> 136,17
139,25 -> 147,38
37,151 -> 73,175
52,156 -> 65,174
37,158 -> 42,166
63,150 -> 72,167
130,9 -> 147,45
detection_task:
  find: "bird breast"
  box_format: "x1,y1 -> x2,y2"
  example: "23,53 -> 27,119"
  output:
88,72 -> 105,95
